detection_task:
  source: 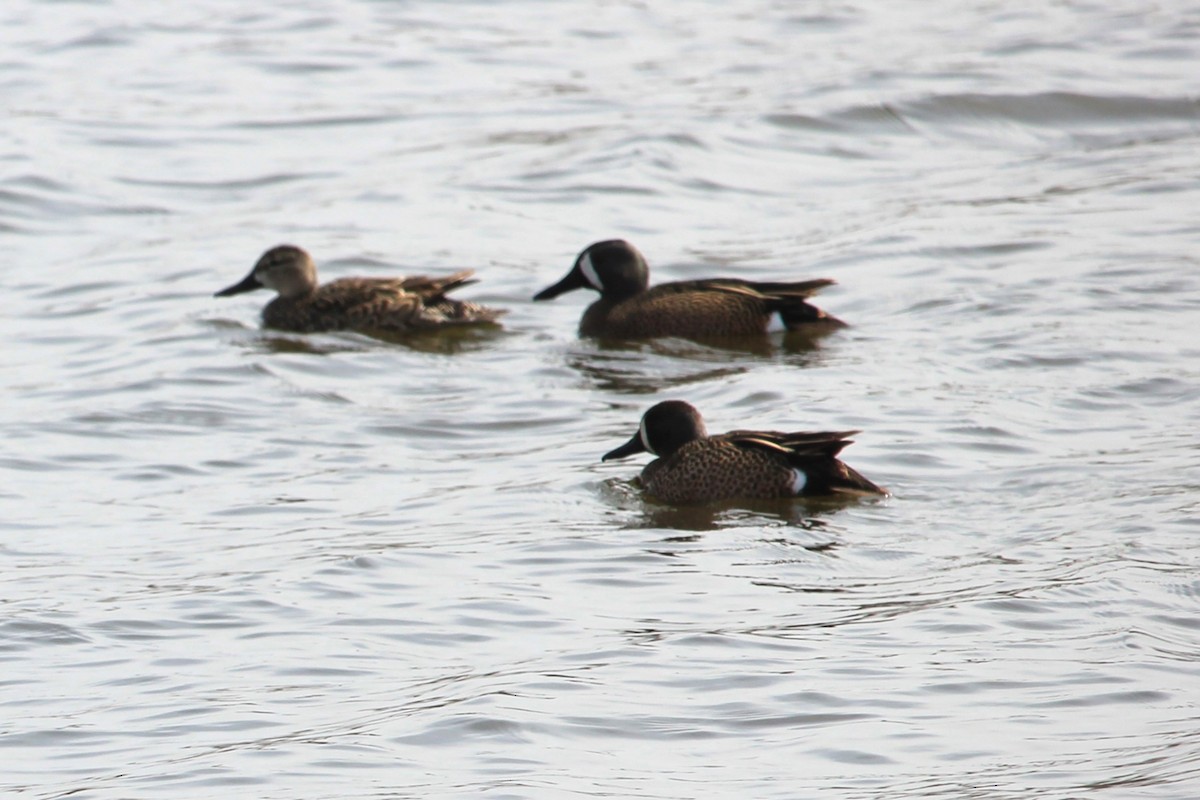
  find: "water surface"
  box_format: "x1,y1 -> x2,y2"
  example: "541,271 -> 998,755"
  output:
3,1 -> 1200,797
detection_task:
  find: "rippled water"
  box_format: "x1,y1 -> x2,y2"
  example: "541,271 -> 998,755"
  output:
4,1 -> 1200,797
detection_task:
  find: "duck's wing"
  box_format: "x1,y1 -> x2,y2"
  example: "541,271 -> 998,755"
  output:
673,277 -> 836,299
725,429 -> 859,459
306,278 -> 424,327
727,429 -> 886,496
325,270 -> 479,300
318,271 -> 503,329
391,269 -> 479,297
648,278 -> 844,328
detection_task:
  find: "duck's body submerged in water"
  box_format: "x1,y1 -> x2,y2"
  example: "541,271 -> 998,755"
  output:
534,239 -> 845,340
215,245 -> 505,334
603,400 -> 886,505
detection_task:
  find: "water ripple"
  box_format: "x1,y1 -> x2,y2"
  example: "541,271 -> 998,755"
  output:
4,1 -> 1200,798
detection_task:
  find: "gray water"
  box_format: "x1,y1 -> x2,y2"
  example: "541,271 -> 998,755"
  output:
3,1 -> 1200,797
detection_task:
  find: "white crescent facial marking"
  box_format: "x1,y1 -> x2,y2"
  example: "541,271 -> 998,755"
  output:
639,417 -> 655,455
257,265 -> 279,290
766,310 -> 786,333
789,468 -> 808,495
579,252 -> 603,290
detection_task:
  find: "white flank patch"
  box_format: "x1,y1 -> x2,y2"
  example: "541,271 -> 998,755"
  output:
789,468 -> 808,494
766,310 -> 786,333
639,417 -> 655,455
580,252 -> 603,290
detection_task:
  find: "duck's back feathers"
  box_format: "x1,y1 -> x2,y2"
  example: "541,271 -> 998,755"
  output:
388,270 -> 479,296
700,277 -> 845,328
724,428 -> 858,459
639,429 -> 886,502
722,429 -> 883,496
582,277 -> 843,338
696,277 -> 836,299
262,270 -> 504,333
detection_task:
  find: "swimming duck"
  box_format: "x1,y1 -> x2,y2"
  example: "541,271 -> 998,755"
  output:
534,239 -> 844,339
603,400 -> 886,504
215,244 -> 504,334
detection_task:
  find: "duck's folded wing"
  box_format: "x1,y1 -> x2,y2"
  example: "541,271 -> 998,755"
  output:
725,429 -> 860,458
393,269 -> 478,296
694,278 -> 836,299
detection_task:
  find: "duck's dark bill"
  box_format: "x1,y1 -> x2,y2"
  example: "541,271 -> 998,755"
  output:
602,432 -> 647,461
533,266 -> 586,301
215,271 -> 263,297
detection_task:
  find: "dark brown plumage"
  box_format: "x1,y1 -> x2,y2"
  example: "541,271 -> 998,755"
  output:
603,400 -> 886,505
215,244 -> 505,334
534,239 -> 844,340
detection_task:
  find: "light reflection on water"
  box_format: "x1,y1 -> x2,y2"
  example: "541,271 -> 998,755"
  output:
3,0 -> 1200,797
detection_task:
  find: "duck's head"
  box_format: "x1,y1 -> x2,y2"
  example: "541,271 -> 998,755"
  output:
603,400 -> 707,461
215,244 -> 319,299
533,239 -> 650,302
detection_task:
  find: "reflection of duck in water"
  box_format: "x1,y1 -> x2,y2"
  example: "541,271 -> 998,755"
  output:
603,400 -> 886,505
535,239 -> 845,340
216,245 -> 505,334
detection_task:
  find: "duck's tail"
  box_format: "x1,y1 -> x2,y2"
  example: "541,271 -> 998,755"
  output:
743,430 -> 887,496
753,279 -> 846,328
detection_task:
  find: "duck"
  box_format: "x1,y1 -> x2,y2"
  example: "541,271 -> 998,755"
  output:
533,239 -> 844,339
603,400 -> 886,504
215,244 -> 505,334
